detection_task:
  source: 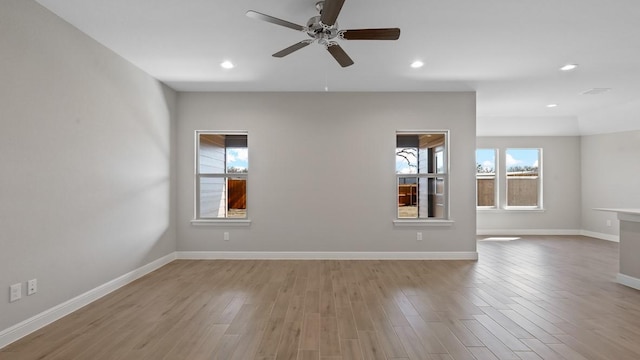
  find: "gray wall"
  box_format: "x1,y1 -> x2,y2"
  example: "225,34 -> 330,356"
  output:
0,0 -> 177,332
177,92 -> 477,253
581,130 -> 640,237
476,136 -> 582,233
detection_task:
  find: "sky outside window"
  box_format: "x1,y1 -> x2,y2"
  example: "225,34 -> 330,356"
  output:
226,148 -> 248,172
506,149 -> 539,170
476,149 -> 495,173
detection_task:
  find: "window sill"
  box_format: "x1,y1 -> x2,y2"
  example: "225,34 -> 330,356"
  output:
504,207 -> 545,212
393,219 -> 454,227
191,219 -> 252,227
477,208 -> 545,213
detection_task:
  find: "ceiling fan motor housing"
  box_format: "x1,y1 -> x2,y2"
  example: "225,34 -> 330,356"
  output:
306,15 -> 339,40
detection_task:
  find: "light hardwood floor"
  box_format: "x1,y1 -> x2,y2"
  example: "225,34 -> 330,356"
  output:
2,235 -> 640,360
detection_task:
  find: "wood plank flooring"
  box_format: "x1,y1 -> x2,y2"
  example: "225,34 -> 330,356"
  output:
2,235 -> 640,359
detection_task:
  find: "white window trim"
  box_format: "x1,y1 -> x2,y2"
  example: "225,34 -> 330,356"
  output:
479,208 -> 546,213
193,130 -> 249,223
394,130 -> 451,223
393,219 -> 455,227
191,219 -> 252,226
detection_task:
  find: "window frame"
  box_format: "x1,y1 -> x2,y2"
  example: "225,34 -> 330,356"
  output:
394,130 -> 453,226
192,130 -> 250,225
504,148 -> 543,210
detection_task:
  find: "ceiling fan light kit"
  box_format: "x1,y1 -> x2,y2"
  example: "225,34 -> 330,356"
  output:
246,0 -> 400,67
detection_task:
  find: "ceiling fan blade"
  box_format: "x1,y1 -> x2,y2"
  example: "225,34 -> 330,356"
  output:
320,0 -> 346,27
327,44 -> 354,67
273,41 -> 312,58
341,28 -> 401,40
246,10 -> 305,31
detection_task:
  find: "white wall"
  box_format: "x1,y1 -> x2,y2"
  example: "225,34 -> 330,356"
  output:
581,130 -> 640,238
477,117 -> 580,137
579,101 -> 640,136
476,136 -> 582,234
0,0 -> 176,333
177,92 -> 477,253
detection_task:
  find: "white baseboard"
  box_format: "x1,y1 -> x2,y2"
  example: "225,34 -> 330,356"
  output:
476,229 -> 581,236
177,251 -> 479,261
580,230 -> 619,242
476,228 -> 621,242
617,273 -> 640,291
0,252 -> 176,350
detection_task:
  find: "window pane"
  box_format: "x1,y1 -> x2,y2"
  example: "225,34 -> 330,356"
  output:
226,147 -> 248,173
506,149 -> 540,207
416,133 -> 446,174
199,134 -> 225,174
435,149 -> 444,174
418,177 -> 428,218
476,149 -> 496,207
476,149 -> 495,174
199,177 -> 226,218
477,178 -> 496,207
433,177 -> 446,219
227,178 -> 247,218
418,147 -> 428,174
507,177 -> 538,206
398,176 -> 446,219
398,177 -> 417,218
396,147 -> 418,174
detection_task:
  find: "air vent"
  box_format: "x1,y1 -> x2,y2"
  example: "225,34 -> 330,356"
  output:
581,88 -> 612,95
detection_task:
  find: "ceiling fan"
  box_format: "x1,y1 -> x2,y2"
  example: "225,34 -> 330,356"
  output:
246,0 -> 401,67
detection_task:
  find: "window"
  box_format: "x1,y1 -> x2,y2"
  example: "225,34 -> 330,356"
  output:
475,147 -> 543,210
476,149 -> 497,207
195,132 -> 248,219
396,131 -> 448,220
505,148 -> 541,208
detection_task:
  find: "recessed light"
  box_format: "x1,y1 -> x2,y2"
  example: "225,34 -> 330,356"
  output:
560,64 -> 578,71
546,104 -> 558,108
582,88 -> 611,95
220,61 -> 235,69
410,60 -> 424,69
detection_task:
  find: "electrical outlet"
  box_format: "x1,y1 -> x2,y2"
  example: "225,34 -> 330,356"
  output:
27,279 -> 37,296
10,283 -> 22,302
606,220 -> 612,227
417,232 -> 423,241
224,232 -> 230,241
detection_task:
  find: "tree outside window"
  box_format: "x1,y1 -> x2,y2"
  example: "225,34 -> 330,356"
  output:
396,132 -> 448,219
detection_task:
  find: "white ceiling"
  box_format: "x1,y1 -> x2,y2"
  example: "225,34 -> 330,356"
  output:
35,0 -> 640,135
